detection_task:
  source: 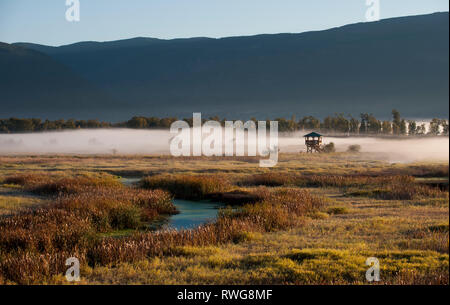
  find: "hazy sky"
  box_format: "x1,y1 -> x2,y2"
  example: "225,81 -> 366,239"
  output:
0,0 -> 448,46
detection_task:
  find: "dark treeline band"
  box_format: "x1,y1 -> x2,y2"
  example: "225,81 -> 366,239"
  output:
1,109 -> 448,136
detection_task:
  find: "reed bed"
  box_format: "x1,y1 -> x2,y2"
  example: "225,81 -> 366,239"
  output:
3,173 -> 122,195
0,173 -> 179,284
225,188 -> 325,231
0,157 -> 447,285
0,173 -> 324,283
346,181 -> 448,200
54,187 -> 176,229
208,189 -> 265,205
87,218 -> 263,266
140,175 -> 232,199
86,187 -> 324,266
238,173 -> 417,188
238,173 -> 448,200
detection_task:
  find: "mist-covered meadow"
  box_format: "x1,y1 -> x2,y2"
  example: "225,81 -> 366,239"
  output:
0,126 -> 448,285
1,128 -> 448,163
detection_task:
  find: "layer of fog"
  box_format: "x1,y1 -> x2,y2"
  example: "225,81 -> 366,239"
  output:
0,129 -> 448,163
280,132 -> 449,163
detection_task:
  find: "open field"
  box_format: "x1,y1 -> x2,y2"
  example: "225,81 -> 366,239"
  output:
0,152 -> 448,285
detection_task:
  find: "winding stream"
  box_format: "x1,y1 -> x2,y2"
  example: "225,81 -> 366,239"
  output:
159,199 -> 226,230
121,177 -> 226,230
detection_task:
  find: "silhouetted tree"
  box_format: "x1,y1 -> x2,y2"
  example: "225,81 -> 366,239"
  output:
349,116 -> 360,134
2,111 -> 441,136
382,121 -> 392,134
429,118 -> 441,135
392,109 -> 402,135
368,115 -> 382,134
400,119 -> 407,135
64,119 -> 77,129
298,116 -> 320,130
275,118 -> 291,132
417,123 -> 427,135
441,120 -> 449,135
323,114 -> 349,133
7,118 -> 34,132
359,113 -> 369,134
127,117 -> 147,129
408,120 -> 417,136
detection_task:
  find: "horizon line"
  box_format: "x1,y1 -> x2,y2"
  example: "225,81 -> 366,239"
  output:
7,11 -> 448,48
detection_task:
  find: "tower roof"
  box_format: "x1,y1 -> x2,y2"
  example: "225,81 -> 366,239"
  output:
303,132 -> 322,138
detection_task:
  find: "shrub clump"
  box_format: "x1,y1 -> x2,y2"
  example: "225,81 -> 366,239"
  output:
347,144 -> 361,153
322,142 -> 336,153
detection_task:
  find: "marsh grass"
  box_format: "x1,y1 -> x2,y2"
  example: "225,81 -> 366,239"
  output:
0,193 -> 45,216
280,249 -> 448,285
239,173 -> 417,188
209,189 -> 264,205
327,206 -> 350,215
86,218 -> 263,266
0,172 -> 324,284
0,173 -> 178,284
3,173 -> 122,195
399,224 -> 449,254
0,155 -> 448,285
346,182 -> 447,200
238,173 -> 448,200
87,187 -> 324,266
66,247 -> 448,285
140,174 -> 232,200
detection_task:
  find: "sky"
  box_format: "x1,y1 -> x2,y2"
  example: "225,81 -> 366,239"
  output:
0,0 -> 448,46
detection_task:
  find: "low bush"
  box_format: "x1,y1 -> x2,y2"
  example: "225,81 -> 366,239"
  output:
347,144 -> 361,153
322,142 -> 336,153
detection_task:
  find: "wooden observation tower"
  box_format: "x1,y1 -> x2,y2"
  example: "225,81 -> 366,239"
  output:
304,132 -> 323,153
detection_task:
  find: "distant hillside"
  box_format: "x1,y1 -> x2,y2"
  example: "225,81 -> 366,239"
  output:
2,12 -> 449,121
0,43 -> 120,119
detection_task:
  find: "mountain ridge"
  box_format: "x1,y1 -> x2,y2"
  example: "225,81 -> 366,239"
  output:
13,12 -> 447,48
1,12 -> 448,121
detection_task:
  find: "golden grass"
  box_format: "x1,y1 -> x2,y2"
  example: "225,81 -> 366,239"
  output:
0,172 -> 324,284
0,193 -> 46,216
140,174 -> 231,199
0,154 -> 448,285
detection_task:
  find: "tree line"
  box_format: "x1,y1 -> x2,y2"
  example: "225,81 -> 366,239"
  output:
1,110 -> 448,136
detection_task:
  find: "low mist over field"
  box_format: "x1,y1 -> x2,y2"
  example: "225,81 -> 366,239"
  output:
0,129 -> 448,163
281,133 -> 449,162
0,129 -> 170,155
